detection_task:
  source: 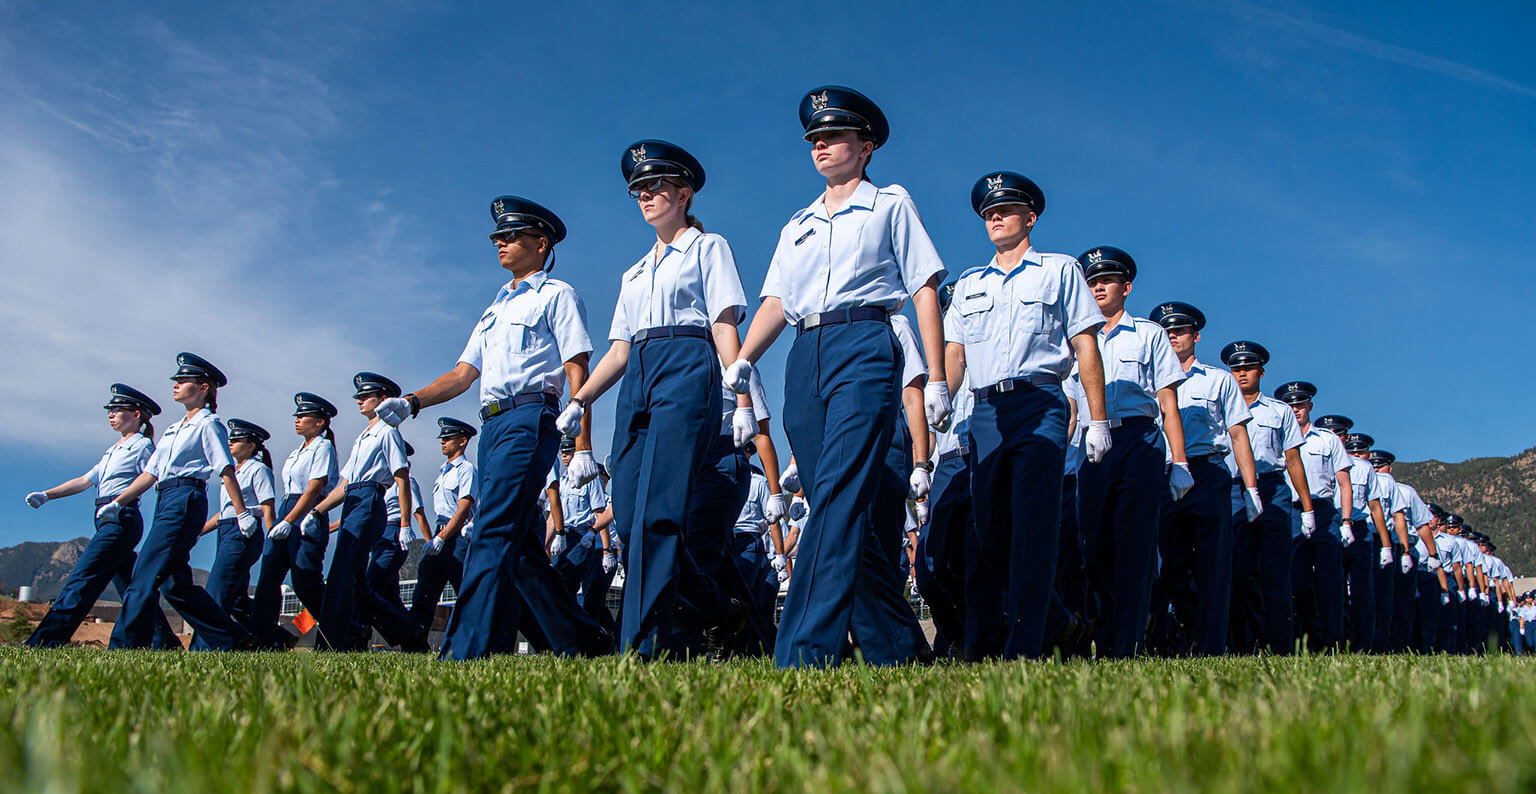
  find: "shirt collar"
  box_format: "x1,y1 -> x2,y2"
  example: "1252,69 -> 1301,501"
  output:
1185,357 -> 1210,376
807,179 -> 878,221
1098,312 -> 1137,340
495,270 -> 548,303
983,246 -> 1042,276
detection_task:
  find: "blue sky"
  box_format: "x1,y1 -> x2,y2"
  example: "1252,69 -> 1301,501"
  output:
1,0 -> 1532,566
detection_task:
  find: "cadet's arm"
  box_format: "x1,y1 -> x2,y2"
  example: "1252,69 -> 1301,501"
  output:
563,354 -> 595,453
1368,499 -> 1390,547
1068,331 -> 1108,423
1157,386 -> 1188,465
911,279 -> 946,386
1229,422 -> 1259,491
409,363 -> 479,412
40,476 -> 93,501
1283,449 -> 1314,513
754,422 -> 784,495
738,298 -> 789,365
441,496 -> 474,540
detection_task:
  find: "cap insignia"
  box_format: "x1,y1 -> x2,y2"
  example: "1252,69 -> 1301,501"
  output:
630,144 -> 647,164
986,174 -> 1004,191
810,91 -> 828,111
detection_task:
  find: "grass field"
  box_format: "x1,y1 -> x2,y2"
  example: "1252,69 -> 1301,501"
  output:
2,648 -> 1534,793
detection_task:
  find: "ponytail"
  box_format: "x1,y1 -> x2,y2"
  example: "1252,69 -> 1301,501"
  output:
683,194 -> 704,232
204,383 -> 219,414
320,417 -> 336,445
139,411 -> 155,441
255,443 -> 273,469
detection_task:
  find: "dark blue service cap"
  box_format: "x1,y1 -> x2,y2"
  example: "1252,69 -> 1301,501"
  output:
1314,414 -> 1354,434
970,171 -> 1044,216
170,352 -> 228,388
352,372 -> 401,399
437,417 -> 477,439
1077,246 -> 1137,282
227,418 -> 270,443
1344,432 -> 1374,453
1220,340 -> 1270,368
1149,301 -> 1206,332
1446,513 -> 1463,528
488,196 -> 567,245
799,85 -> 889,148
293,392 -> 339,418
1427,502 -> 1447,519
560,435 -> 576,452
1368,450 -> 1395,467
937,280 -> 958,313
404,441 -> 415,457
104,383 -> 161,416
1273,381 -> 1317,404
622,139 -> 706,192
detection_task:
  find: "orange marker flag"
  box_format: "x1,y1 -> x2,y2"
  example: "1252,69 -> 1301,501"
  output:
292,608 -> 316,635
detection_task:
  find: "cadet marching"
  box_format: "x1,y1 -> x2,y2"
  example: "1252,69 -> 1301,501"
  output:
20,86 -> 1525,666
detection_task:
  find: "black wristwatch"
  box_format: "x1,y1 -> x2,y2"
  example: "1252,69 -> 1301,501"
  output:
406,393 -> 422,418
913,460 -> 934,473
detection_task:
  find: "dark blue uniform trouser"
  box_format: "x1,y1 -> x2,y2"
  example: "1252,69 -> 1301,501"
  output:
856,413 -> 930,666
410,527 -> 469,631
1290,500 -> 1343,650
554,527 -> 620,637
1415,569 -> 1443,653
441,400 -> 604,660
776,320 -> 905,669
111,482 -> 251,650
1229,472 -> 1294,654
1077,418 -> 1166,659
1390,552 -> 1418,651
964,382 -> 1068,660
1370,535 -> 1395,653
676,435 -> 763,655
733,532 -> 779,648
317,483 -> 420,650
1157,455 -> 1233,656
610,334 -> 718,658
914,454 -> 969,657
191,518 -> 265,650
249,496 -> 329,647
27,502 -> 177,648
1342,522 -> 1376,652
1438,586 -> 1461,653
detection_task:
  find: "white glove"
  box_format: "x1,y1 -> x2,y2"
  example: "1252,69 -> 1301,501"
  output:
909,467 -> 931,499
1084,420 -> 1112,464
398,525 -> 414,550
1498,601 -> 1506,614
1426,555 -> 1442,572
550,532 -> 567,557
1300,510 -> 1316,538
96,500 -> 122,522
1380,547 -> 1394,568
301,512 -> 322,537
268,520 -> 293,540
732,406 -> 756,448
1340,521 -> 1354,545
772,553 -> 789,572
1243,488 -> 1263,522
1169,462 -> 1194,501
776,567 -> 790,584
1401,553 -> 1414,574
602,549 -> 617,574
556,401 -> 584,438
25,491 -> 48,509
1459,589 -> 1468,602
723,358 -> 753,394
780,462 -> 801,494
461,526 -> 472,542
375,397 -> 411,427
426,536 -> 445,556
567,450 -> 599,486
1480,593 -> 1491,606
924,381 -> 953,432
912,499 -> 929,526
235,510 -> 258,538
1442,592 -> 1450,606
788,498 -> 808,522
764,494 -> 787,524
1469,586 -> 1479,601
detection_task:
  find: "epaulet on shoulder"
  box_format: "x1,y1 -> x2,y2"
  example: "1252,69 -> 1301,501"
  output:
1038,252 -> 1079,268
789,207 -> 812,223
544,277 -> 576,293
957,264 -> 989,282
876,183 -> 911,198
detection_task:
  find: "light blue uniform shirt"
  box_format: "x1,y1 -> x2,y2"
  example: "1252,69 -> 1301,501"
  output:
760,181 -> 947,324
432,456 -> 478,528
1240,394 -> 1304,473
385,476 -> 426,524
1335,456 -> 1377,520
559,467 -> 608,528
891,314 -> 927,388
218,459 -> 276,520
1094,314 -> 1186,421
1372,469 -> 1405,517
718,364 -> 772,436
942,248 -> 1101,387
144,408 -> 235,481
1062,372 -> 1086,476
934,372 -> 975,461
281,436 -> 339,495
85,435 -> 155,500
1171,359 -> 1251,459
339,420 -> 409,486
609,228 -> 746,339
1396,482 -> 1434,530
459,271 -> 594,404
734,471 -> 773,537
1292,427 -> 1350,500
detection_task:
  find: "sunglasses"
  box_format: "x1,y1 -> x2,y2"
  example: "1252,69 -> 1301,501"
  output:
628,177 -> 682,200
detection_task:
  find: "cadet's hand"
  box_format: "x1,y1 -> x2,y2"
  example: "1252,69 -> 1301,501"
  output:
764,493 -> 787,524
25,491 -> 48,509
789,498 -> 808,522
909,467 -> 931,500
236,510 -> 259,538
375,397 -> 411,427
1300,510 -> 1316,538
1470,586 -> 1479,601
1481,592 -> 1491,606
912,499 -> 929,527
549,531 -> 567,558
1401,553 -> 1414,575
1084,420 -> 1112,464
924,381 -> 953,432
776,566 -> 790,584
732,407 -> 756,448
1379,547 -> 1394,568
1340,521 -> 1354,545
602,549 -> 617,574
301,512 -> 322,537
268,520 -> 293,540
556,401 -> 584,438
426,536 -> 445,556
1243,487 -> 1263,522
96,500 -> 122,522
723,359 -> 753,394
567,450 -> 599,486
772,553 -> 789,572
1426,555 -> 1442,572
1169,462 -> 1194,501
779,462 -> 801,494
1498,601 -> 1506,614
398,525 -> 414,550
1442,592 -> 1450,606
461,527 -> 472,542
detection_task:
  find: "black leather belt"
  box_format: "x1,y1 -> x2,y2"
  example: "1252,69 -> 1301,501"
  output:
1108,416 -> 1155,428
156,476 -> 205,492
95,496 -> 138,507
796,307 -> 890,333
218,518 -> 237,528
631,324 -> 709,344
346,481 -> 386,493
938,447 -> 970,464
973,374 -> 1058,399
480,392 -> 558,420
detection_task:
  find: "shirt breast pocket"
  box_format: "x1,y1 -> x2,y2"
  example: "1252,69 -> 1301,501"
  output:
957,293 -> 996,342
498,306 -> 542,354
1181,396 -> 1219,436
1015,282 -> 1058,334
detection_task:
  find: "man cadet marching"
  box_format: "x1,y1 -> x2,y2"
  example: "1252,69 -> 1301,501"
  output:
1148,301 -> 1261,656
1347,434 -> 1414,653
1370,449 -> 1432,651
941,172 -> 1109,660
1273,382 -> 1351,651
376,196 -> 612,660
1074,245 -> 1193,659
1312,416 -> 1386,651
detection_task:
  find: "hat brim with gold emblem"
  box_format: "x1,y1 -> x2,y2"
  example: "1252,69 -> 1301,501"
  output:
621,139 -> 706,192
970,171 -> 1045,216
799,85 -> 890,148
1076,246 -> 1137,282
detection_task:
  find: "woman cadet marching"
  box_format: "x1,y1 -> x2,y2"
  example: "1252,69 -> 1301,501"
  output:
194,417 -> 276,643
726,86 -> 952,668
554,139 -> 752,659
23,384 -> 177,648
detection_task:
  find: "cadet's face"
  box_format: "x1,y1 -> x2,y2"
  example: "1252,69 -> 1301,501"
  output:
106,408 -> 141,434
808,130 -> 870,178
230,437 -> 253,459
441,436 -> 466,457
1088,275 -> 1129,310
493,231 -> 547,273
634,179 -> 690,226
1292,400 -> 1312,426
1230,364 -> 1263,393
984,205 -> 1035,246
1165,327 -> 1198,356
561,450 -> 573,466
294,414 -> 322,437
356,394 -> 382,416
171,378 -> 207,407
